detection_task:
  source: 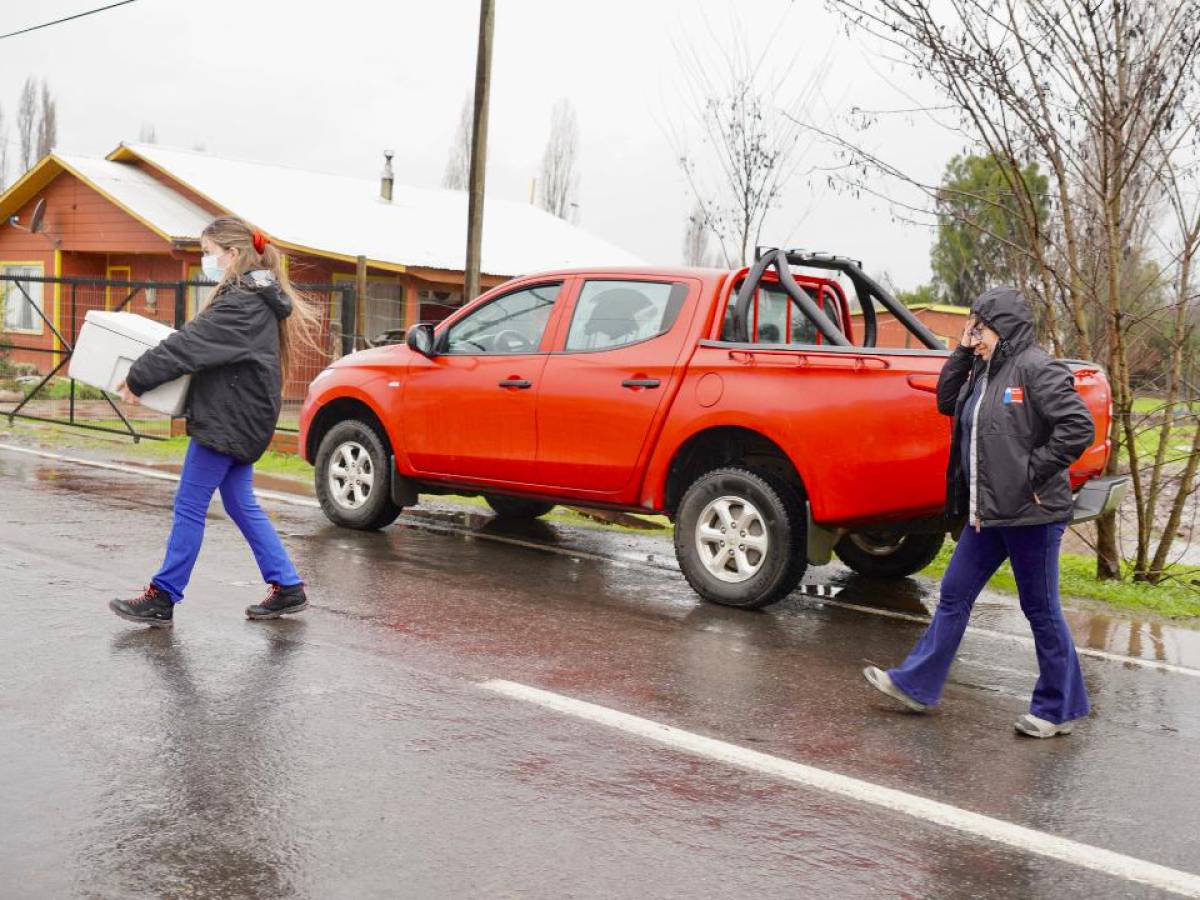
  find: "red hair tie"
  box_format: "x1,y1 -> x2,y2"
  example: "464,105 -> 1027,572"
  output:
251,230 -> 269,254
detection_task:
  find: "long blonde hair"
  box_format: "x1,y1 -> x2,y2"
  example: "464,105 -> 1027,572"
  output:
200,215 -> 321,379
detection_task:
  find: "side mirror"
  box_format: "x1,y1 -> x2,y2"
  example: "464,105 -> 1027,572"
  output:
406,322 -> 437,357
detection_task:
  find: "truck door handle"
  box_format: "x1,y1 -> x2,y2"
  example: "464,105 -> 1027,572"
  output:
498,379 -> 532,389
622,378 -> 661,389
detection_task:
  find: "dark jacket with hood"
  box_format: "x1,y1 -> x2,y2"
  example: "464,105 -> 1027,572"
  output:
939,286 -> 1094,528
126,271 -> 292,464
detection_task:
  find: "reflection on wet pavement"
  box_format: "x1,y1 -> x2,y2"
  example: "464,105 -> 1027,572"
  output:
3,448 -> 1200,898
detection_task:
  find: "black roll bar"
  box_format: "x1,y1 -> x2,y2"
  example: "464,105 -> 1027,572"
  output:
782,250 -> 945,350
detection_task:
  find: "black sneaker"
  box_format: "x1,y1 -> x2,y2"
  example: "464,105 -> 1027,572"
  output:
109,585 -> 174,628
246,583 -> 308,620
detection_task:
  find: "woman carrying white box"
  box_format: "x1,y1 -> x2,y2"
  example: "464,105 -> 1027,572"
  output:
109,216 -> 320,626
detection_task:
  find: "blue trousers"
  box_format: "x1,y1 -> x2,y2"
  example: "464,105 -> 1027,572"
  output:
888,522 -> 1090,724
151,441 -> 302,602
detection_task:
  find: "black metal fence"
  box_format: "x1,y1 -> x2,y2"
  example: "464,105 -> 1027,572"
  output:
0,274 -> 390,441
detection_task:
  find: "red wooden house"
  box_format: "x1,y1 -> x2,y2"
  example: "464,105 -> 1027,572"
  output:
0,142 -> 642,378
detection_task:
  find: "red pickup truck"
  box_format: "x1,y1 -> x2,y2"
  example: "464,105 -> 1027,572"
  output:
298,249 -> 1126,609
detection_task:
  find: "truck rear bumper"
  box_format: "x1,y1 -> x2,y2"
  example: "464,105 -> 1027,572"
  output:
1071,475 -> 1129,524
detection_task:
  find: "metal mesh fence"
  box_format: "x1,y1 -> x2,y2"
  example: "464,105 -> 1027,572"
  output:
0,275 -> 184,439
0,274 -> 419,441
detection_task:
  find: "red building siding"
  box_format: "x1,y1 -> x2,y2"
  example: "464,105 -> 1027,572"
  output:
850,306 -> 968,349
1,158 -> 508,380
41,173 -> 168,253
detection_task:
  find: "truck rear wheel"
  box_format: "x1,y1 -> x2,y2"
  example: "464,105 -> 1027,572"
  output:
834,531 -> 944,578
673,467 -> 807,609
314,419 -> 403,531
484,494 -> 556,520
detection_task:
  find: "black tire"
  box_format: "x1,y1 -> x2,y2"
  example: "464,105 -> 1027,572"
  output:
314,419 -> 402,530
834,531 -> 945,578
484,494 -> 556,519
673,467 -> 807,609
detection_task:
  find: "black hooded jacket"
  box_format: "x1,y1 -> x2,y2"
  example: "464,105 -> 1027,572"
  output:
938,286 -> 1094,527
126,272 -> 292,464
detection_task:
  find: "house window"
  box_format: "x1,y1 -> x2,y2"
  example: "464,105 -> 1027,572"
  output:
105,265 -> 132,312
418,287 -> 464,321
1,263 -> 45,334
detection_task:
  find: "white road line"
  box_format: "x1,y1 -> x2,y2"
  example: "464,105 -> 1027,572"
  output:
3,442 -> 1197,680
482,679 -> 1200,898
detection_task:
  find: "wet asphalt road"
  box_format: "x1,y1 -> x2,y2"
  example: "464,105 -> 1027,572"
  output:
2,446 -> 1199,899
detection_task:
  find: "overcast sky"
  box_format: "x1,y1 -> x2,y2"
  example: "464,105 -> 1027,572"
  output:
1,0 -> 965,288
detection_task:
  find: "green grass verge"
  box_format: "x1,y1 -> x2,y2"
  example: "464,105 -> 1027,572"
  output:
107,434 -> 314,479
922,541 -> 1200,619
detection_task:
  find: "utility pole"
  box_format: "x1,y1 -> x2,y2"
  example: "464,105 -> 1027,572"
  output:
355,255 -> 367,349
464,0 -> 494,303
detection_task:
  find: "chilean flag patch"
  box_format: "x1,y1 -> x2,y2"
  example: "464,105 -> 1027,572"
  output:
1004,386 -> 1025,404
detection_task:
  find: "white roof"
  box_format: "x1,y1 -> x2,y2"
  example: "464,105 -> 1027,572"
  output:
56,152 -> 213,240
92,142 -> 643,276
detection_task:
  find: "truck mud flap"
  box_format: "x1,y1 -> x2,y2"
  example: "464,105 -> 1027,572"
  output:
390,454 -> 419,507
806,503 -> 841,566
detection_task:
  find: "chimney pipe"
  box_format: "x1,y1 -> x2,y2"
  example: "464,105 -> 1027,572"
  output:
380,150 -> 394,203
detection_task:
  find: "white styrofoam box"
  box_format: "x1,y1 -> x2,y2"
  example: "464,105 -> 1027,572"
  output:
68,311 -> 191,416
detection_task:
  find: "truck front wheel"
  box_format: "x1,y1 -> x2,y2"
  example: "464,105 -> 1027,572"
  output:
314,420 -> 403,530
834,532 -> 944,578
673,467 -> 807,609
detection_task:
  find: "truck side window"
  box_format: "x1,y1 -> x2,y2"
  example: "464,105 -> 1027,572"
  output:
720,283 -> 819,344
564,280 -> 688,352
443,283 -> 561,355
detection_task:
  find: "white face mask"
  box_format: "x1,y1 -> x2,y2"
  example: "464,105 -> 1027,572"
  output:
201,253 -> 224,282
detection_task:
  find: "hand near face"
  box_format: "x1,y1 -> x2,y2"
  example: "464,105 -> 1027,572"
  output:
960,318 -> 980,349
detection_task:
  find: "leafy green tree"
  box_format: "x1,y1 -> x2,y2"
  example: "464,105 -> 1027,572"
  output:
895,283 -> 937,307
930,154 -> 1049,307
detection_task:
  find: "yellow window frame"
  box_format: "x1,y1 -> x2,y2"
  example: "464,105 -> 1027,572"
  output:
105,265 -> 132,311
1,260 -> 47,335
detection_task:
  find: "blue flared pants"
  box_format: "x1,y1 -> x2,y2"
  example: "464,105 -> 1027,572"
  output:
888,521 -> 1090,724
151,441 -> 302,602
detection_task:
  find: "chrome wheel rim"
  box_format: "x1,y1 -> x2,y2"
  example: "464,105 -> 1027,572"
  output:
328,440 -> 374,510
695,495 -> 769,583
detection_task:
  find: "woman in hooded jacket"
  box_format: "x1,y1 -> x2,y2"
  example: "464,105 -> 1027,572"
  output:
108,216 -> 320,627
863,287 -> 1096,738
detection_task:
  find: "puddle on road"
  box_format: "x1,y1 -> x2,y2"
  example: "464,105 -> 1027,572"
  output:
825,566 -> 1200,669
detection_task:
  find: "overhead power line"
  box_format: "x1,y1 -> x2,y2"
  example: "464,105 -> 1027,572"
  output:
0,0 -> 138,41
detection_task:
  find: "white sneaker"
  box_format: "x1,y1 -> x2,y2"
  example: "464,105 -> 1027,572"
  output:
863,665 -> 929,713
1014,713 -> 1074,738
